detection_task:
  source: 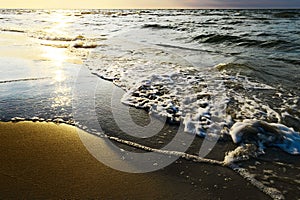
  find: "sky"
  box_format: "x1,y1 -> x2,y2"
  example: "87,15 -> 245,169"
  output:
0,0 -> 299,9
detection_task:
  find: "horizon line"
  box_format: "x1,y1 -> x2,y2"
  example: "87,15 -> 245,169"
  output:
0,7 -> 299,10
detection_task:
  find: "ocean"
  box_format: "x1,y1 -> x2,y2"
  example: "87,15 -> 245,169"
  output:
0,9 -> 299,199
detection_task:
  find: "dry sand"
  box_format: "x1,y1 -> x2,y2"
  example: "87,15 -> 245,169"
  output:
0,121 -> 268,199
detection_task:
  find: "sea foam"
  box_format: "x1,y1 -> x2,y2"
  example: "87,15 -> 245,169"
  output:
230,119 -> 300,154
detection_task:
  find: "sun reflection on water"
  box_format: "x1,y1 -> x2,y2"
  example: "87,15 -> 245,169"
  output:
38,11 -> 82,113
42,11 -> 72,110
51,69 -> 71,110
54,70 -> 66,82
45,10 -> 72,36
42,46 -> 67,67
52,86 -> 71,109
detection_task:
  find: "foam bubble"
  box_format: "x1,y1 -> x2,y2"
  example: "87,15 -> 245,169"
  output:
230,119 -> 300,154
87,36 -> 299,156
87,40 -> 230,139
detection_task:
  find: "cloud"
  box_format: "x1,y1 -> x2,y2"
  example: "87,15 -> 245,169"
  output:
182,0 -> 300,8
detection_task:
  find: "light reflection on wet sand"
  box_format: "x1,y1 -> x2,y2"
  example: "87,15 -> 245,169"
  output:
0,30 -> 82,120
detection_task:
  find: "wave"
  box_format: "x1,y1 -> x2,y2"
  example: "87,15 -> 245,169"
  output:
192,34 -> 290,49
273,11 -> 300,18
142,24 -> 175,29
0,77 -> 51,84
33,34 -> 88,42
87,40 -> 300,157
215,62 -> 255,72
258,40 -> 291,49
272,57 -> 300,65
88,46 -> 229,136
0,28 -> 26,33
256,32 -> 275,37
9,117 -> 74,125
193,34 -> 260,46
155,43 -> 211,52
99,10 -> 142,17
42,41 -> 98,49
226,20 -> 244,25
221,26 -> 235,30
230,119 -> 300,155
71,41 -> 98,48
34,33 -> 98,49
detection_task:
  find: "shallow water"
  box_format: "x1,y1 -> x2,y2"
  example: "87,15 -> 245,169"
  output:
0,9 -> 300,199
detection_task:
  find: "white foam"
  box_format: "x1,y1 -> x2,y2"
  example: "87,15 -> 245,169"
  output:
88,40 -> 230,138
230,119 -> 300,154
223,143 -> 267,166
86,31 -> 299,157
87,36 -> 300,156
271,123 -> 300,154
232,166 -> 285,200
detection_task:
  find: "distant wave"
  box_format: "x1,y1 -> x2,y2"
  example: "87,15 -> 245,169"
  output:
142,24 -> 175,29
41,41 -> 98,49
0,28 -> 25,33
31,33 -> 98,49
0,77 -> 51,84
192,34 -> 291,49
273,11 -> 300,18
33,34 -> 88,42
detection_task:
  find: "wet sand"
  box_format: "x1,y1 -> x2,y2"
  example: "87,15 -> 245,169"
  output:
0,121 -> 269,199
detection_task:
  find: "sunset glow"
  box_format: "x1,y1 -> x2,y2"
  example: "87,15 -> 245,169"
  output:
0,0 -> 299,9
0,0 -> 183,9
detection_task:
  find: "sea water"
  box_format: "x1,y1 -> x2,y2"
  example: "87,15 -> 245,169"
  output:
0,9 -> 299,199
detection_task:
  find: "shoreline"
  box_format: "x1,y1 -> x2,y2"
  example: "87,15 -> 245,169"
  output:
1,9 -> 300,200
0,121 -> 269,199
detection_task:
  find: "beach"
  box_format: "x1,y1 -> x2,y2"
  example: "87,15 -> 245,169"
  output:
0,9 -> 299,199
0,121 -> 270,199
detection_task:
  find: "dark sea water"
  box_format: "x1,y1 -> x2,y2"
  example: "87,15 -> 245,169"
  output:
0,9 -> 299,199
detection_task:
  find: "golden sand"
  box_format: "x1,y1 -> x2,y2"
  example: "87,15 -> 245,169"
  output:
0,122 -> 177,199
0,121 -> 268,199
